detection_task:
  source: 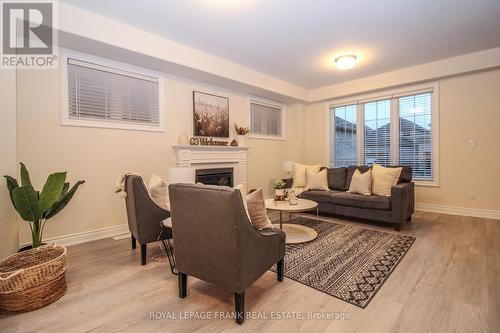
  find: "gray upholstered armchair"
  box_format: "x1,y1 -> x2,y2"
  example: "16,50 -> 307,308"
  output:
168,183 -> 286,325
124,175 -> 171,265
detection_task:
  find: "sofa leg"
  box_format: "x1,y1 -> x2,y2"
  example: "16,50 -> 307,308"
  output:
407,216 -> 412,223
131,235 -> 136,249
277,259 -> 284,281
394,222 -> 402,231
178,273 -> 187,298
235,292 -> 245,325
141,244 -> 147,265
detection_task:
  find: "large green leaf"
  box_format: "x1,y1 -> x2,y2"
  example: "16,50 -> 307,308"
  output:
38,172 -> 67,214
20,163 -> 32,187
44,180 -> 85,220
12,185 -> 41,222
4,175 -> 19,207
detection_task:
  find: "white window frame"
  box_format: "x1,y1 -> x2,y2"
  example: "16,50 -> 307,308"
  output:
328,82 -> 440,187
60,49 -> 165,132
248,97 -> 286,140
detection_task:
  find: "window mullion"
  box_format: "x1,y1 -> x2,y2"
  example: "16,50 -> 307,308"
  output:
356,103 -> 364,165
391,97 -> 399,165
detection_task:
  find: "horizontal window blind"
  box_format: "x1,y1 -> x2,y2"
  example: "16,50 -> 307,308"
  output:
67,58 -> 159,126
363,99 -> 391,166
251,102 -> 282,137
399,93 -> 432,180
332,105 -> 357,167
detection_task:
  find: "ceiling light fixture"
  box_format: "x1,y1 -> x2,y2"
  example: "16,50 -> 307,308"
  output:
334,54 -> 357,70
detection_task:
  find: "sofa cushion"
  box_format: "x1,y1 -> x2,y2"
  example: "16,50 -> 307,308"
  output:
330,192 -> 391,210
306,168 -> 329,190
328,167 -> 347,190
397,166 -> 413,183
292,163 -> 321,188
345,166 -> 371,191
301,190 -> 340,203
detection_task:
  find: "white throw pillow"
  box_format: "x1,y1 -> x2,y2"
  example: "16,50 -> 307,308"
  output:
348,169 -> 372,196
234,182 -> 249,212
148,174 -> 170,210
371,164 -> 403,197
306,169 -> 329,191
246,188 -> 273,230
292,163 -> 321,188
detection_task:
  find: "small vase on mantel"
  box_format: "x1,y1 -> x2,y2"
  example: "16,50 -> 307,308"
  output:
237,134 -> 246,147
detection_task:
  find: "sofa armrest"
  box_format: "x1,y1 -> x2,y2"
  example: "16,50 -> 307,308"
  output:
391,182 -> 415,223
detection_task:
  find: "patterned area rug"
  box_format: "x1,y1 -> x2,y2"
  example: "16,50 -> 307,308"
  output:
269,214 -> 415,308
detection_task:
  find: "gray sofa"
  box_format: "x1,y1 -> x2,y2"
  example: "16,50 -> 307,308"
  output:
286,165 -> 415,231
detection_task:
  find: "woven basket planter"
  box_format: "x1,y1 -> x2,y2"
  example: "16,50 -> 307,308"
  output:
0,244 -> 67,312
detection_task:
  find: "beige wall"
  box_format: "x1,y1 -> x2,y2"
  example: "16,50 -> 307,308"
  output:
0,70 -> 19,258
304,69 -> 500,212
16,60 -> 305,243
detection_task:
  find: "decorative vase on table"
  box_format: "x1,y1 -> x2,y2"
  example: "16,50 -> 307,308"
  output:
275,188 -> 285,201
273,179 -> 287,202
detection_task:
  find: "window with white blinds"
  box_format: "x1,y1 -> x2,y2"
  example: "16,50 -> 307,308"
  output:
399,93 -> 433,180
250,101 -> 283,138
330,85 -> 437,184
364,99 -> 391,166
64,56 -> 162,131
332,105 -> 357,167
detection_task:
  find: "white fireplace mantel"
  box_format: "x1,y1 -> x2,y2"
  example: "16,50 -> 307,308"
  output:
172,144 -> 248,184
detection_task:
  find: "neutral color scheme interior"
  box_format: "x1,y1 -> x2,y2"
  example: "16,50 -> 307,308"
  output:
1,212 -> 498,332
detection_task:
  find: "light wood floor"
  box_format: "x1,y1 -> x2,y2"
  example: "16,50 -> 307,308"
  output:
1,211 -> 499,333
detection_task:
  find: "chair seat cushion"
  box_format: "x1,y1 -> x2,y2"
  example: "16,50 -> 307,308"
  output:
301,190 -> 340,203
330,192 -> 391,210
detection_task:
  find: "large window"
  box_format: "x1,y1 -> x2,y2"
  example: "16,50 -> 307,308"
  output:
399,93 -> 433,179
330,87 -> 437,183
250,100 -> 284,139
331,105 -> 357,167
62,50 -> 164,132
364,99 -> 391,166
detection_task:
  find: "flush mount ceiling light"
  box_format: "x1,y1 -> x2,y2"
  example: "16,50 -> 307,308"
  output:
334,54 -> 357,70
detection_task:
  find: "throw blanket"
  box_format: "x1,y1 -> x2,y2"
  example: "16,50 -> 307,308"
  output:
114,172 -> 141,198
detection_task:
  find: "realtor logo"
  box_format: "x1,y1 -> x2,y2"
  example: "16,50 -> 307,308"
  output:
1,0 -> 58,69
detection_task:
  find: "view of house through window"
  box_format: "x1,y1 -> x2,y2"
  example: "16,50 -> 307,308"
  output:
330,92 -> 434,181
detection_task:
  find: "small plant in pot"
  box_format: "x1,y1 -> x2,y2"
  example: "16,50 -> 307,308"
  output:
4,163 -> 85,250
273,179 -> 286,202
234,124 -> 250,147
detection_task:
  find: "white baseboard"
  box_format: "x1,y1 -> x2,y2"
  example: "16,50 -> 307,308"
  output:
415,203 -> 500,220
20,224 -> 130,248
18,203 -> 498,248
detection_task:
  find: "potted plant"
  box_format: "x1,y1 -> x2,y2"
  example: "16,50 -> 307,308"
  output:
0,163 -> 84,312
273,179 -> 286,201
4,163 -> 85,249
234,124 -> 250,147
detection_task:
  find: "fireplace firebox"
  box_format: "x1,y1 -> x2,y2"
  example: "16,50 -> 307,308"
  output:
195,168 -> 234,187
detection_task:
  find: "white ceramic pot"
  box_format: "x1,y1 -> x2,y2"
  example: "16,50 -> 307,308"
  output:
237,135 -> 246,147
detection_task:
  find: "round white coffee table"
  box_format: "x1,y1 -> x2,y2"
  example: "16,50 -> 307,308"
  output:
264,198 -> 318,244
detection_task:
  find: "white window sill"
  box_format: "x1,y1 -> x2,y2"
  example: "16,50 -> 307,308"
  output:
248,134 -> 286,141
414,180 -> 440,187
61,119 -> 165,133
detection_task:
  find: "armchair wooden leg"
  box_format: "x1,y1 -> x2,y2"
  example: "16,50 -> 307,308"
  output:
131,235 -> 136,249
141,244 -> 147,265
277,259 -> 284,281
178,273 -> 187,298
235,292 -> 245,325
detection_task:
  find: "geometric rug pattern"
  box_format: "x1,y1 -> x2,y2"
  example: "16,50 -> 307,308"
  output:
269,215 -> 415,308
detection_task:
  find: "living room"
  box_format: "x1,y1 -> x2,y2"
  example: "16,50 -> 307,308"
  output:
1,1 -> 499,332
